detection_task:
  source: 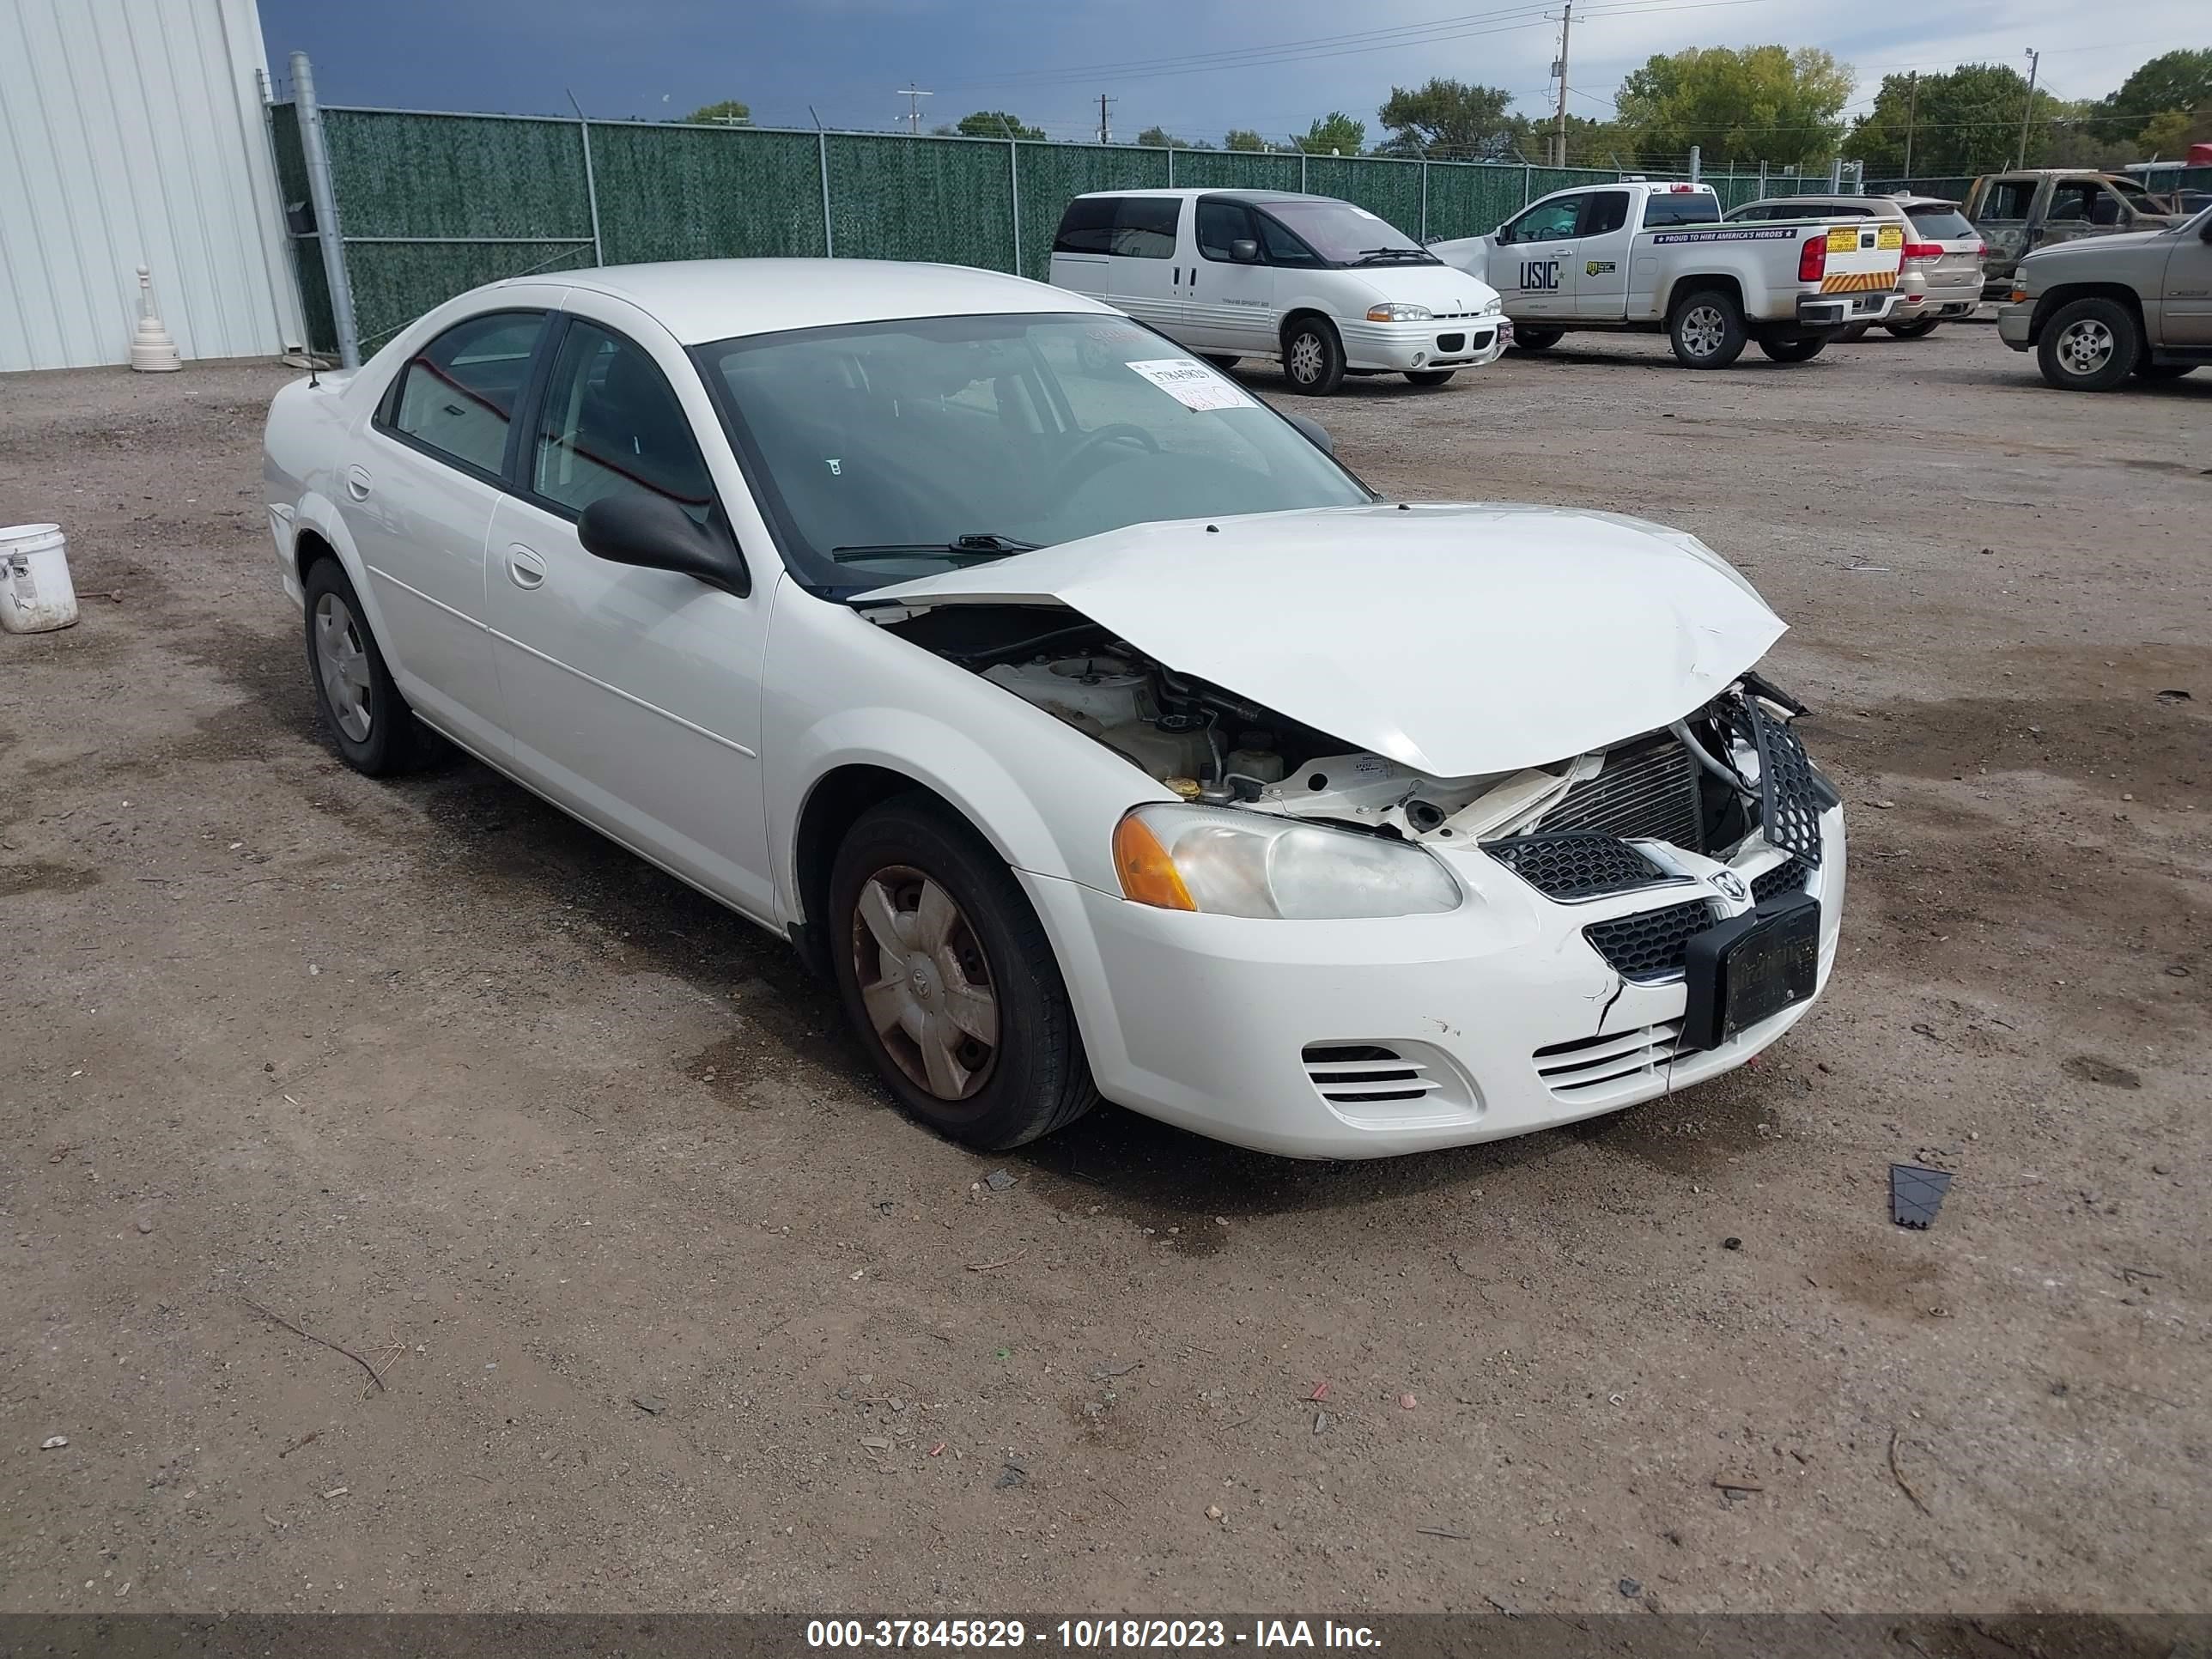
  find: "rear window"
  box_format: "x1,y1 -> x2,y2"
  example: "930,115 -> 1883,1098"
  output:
1641,189 -> 1722,228
1905,205 -> 1977,240
1052,196 -> 1181,258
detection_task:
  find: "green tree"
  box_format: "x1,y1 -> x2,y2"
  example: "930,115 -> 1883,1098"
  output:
1614,45 -> 1852,167
2138,106 -> 2212,156
1846,64 -> 2071,177
1297,111 -> 1366,155
1136,125 -> 1195,149
1224,128 -> 1273,152
1374,78 -> 1518,158
949,110 -> 1044,139
2098,48 -> 2212,149
683,100 -> 751,126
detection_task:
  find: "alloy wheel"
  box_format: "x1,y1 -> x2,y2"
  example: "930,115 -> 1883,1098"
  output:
1288,333 -> 1323,383
2056,318 -> 2114,379
1680,304 -> 1728,359
313,591 -> 374,742
850,864 -> 1000,1102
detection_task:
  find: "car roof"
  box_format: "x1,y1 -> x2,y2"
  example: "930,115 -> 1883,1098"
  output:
1070,187 -> 1316,203
497,258 -> 1116,346
1733,195 -> 1907,215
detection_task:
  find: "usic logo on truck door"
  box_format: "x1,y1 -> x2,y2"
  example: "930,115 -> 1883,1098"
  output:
1518,260 -> 1561,290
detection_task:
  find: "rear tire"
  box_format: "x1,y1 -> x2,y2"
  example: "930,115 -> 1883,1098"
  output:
828,795 -> 1097,1152
1885,316 -> 1942,339
1511,327 -> 1563,352
1668,289 -> 1747,369
300,556 -> 438,777
1200,354 -> 1241,370
1757,331 -> 1828,363
2035,296 -> 2141,391
1403,369 -> 1456,387
1281,316 -> 1346,395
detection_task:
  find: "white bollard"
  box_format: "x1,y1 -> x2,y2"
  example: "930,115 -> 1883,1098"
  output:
128,265 -> 180,373
0,524 -> 80,634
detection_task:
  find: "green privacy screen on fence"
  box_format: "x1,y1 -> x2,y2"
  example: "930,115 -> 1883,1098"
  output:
287,103 -> 2167,356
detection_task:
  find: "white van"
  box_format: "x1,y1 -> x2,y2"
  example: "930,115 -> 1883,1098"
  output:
1048,189 -> 1507,394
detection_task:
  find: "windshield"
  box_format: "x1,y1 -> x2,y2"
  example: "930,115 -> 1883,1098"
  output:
2110,176 -> 2160,210
1904,204 -> 1977,240
1256,198 -> 1438,265
696,313 -> 1370,590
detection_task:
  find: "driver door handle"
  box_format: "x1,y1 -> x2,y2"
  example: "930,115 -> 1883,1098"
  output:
506,544 -> 546,590
344,465 -> 372,501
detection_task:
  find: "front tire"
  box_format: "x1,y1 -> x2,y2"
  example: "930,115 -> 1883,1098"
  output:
2036,297 -> 2141,391
1281,316 -> 1346,395
829,796 -> 1097,1151
1511,327 -> 1563,352
1886,316 -> 1942,339
1403,369 -> 1455,387
1835,322 -> 1871,343
300,556 -> 437,776
1757,331 -> 1827,363
1200,354 -> 1241,370
1668,289 -> 1747,369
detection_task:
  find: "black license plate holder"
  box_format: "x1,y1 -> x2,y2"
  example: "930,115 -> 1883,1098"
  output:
1680,892 -> 1819,1052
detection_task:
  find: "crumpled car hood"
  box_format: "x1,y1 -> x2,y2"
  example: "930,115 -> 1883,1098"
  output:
860,503 -> 1785,779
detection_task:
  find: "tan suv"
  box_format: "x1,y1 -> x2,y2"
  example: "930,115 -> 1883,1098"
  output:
1724,193 -> 1984,339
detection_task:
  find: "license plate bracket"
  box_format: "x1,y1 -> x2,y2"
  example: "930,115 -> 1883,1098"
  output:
1680,892 -> 1819,1052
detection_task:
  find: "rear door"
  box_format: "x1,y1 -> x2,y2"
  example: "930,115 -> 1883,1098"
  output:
1049,197 -> 1115,300
1972,177 -> 2038,281
1492,193 -> 1583,319
1565,189 -> 1633,318
1188,197 -> 1274,354
1105,196 -> 1184,333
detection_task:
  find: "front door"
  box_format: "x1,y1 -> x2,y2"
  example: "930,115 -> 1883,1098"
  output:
349,309 -> 546,758
1492,195 -> 1582,319
1188,198 -> 1274,353
1565,189 -> 1634,319
2161,228 -> 2212,345
483,309 -> 774,919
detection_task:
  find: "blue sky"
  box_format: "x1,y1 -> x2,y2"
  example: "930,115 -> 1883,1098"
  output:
257,0 -> 2203,144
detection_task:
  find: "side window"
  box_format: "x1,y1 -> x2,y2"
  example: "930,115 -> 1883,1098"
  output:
1578,191 -> 1630,236
1982,180 -> 2033,220
1505,198 -> 1583,243
1195,199 -> 1257,262
530,319 -> 716,524
1112,198 -> 1180,258
1053,198 -> 1117,255
384,311 -> 544,477
2045,183 -> 2097,224
1255,211 -> 1322,267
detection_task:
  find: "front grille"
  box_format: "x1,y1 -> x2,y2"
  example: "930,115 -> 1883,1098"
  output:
1751,857 -> 1809,902
1533,1020 -> 1686,1100
1583,897 -> 1715,982
1302,1044 -> 1439,1106
1483,832 -> 1674,901
1436,331 -> 1465,353
1470,327 -> 1495,350
1537,732 -> 1704,852
1734,698 -> 1823,867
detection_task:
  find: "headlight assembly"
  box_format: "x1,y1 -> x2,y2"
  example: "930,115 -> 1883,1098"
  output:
1113,805 -> 1462,921
1364,303 -> 1434,323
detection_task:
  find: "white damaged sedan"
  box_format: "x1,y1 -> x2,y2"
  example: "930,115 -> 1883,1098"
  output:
264,258 -> 1844,1158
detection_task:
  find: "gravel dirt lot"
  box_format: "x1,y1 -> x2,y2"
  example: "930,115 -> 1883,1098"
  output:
2,324 -> 2206,1619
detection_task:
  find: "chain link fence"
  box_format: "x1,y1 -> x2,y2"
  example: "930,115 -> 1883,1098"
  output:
265,85 -> 1918,358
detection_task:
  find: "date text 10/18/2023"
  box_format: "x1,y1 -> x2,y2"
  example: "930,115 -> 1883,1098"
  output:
805,1620 -> 1382,1650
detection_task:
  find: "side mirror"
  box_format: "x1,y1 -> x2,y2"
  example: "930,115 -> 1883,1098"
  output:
1283,411 -> 1334,455
1493,223 -> 1513,246
578,490 -> 750,598
1230,238 -> 1261,264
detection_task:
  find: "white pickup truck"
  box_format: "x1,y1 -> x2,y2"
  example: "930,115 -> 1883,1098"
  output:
1431,180 -> 1906,368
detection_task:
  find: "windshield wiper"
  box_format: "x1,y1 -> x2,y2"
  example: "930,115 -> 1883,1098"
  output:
830,532 -> 1042,564
1352,246 -> 1435,264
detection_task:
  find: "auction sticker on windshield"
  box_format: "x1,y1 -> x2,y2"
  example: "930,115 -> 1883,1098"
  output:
1127,359 -> 1259,411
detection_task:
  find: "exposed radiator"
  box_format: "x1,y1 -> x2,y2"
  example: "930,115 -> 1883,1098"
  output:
1534,731 -> 1704,852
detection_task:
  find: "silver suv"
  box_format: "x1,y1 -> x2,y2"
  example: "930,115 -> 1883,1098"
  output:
1724,194 -> 1984,339
1998,203 -> 2212,390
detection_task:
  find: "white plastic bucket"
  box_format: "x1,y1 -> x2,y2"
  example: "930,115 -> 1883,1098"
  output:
0,524 -> 78,634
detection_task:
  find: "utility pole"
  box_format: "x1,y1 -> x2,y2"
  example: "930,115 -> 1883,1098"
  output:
2016,49 -> 2039,168
896,84 -> 933,135
1902,70 -> 1918,179
1097,92 -> 1114,145
1550,0 -> 1572,167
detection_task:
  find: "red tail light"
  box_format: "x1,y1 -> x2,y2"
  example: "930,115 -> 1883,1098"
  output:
1901,240 -> 1946,261
1797,234 -> 1826,283
1975,243 -> 1988,258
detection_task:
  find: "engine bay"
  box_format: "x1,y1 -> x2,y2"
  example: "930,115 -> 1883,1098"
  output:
884,603 -> 1811,862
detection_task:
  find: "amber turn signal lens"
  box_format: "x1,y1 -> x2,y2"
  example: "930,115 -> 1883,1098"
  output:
1113,813 -> 1197,912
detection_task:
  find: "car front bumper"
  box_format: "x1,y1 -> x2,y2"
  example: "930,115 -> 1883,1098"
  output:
1338,315 -> 1509,373
1997,301 -> 2036,350
1024,805 -> 1846,1159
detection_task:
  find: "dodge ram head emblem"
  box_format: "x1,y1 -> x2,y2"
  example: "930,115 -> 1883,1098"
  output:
1711,871 -> 1748,902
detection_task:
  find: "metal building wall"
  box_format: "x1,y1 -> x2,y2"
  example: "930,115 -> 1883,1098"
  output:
0,0 -> 303,371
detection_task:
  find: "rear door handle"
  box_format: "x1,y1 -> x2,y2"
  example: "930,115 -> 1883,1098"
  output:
344,465 -> 371,501
506,544 -> 546,590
